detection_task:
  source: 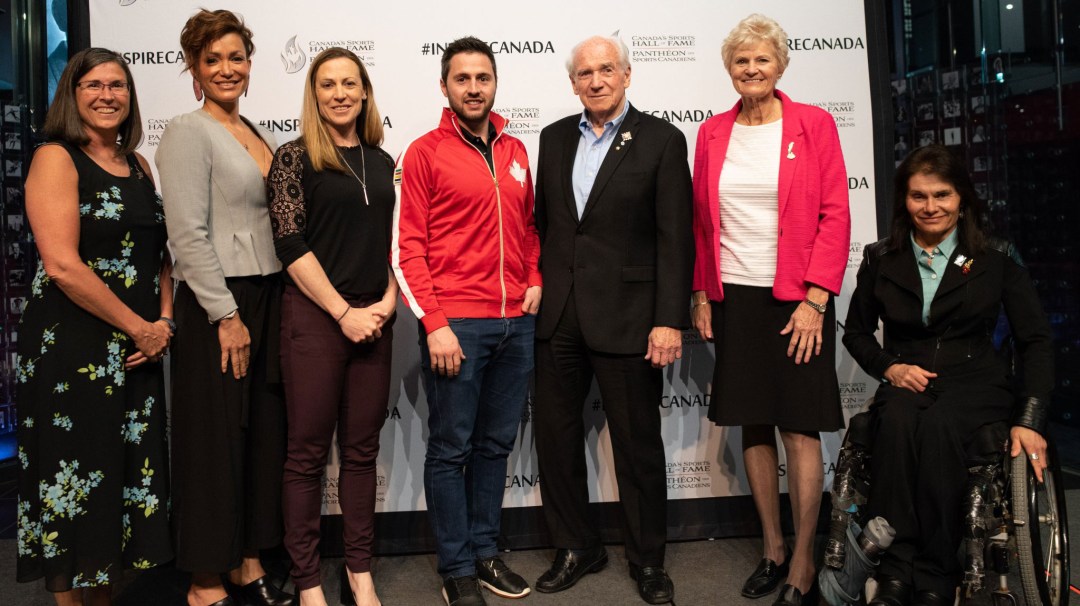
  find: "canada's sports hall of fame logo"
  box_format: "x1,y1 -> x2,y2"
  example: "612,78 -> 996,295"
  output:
281,36 -> 308,74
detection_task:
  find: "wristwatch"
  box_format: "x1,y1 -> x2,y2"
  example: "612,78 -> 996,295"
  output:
802,298 -> 827,314
159,316 -> 177,333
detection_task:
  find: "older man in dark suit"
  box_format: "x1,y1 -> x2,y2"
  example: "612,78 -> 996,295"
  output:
532,35 -> 693,605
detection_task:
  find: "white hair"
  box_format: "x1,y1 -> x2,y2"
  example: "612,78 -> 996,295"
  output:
565,35 -> 630,75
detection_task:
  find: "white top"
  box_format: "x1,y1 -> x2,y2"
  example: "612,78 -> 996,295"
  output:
719,120 -> 782,287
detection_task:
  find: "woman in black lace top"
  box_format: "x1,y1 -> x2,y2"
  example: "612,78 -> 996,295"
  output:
267,47 -> 398,606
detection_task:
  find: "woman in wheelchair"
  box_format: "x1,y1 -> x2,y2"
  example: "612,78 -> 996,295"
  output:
842,145 -> 1054,606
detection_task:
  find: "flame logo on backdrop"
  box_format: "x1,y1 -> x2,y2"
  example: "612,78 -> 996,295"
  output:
281,35 -> 307,74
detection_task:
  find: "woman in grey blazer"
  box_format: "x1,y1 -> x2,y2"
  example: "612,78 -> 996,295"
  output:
155,10 -> 290,606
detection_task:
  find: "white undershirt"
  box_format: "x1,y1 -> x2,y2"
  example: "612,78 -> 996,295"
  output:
719,120 -> 782,287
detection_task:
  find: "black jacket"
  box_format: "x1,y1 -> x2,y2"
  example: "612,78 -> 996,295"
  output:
534,105 -> 693,353
843,236 -> 1054,433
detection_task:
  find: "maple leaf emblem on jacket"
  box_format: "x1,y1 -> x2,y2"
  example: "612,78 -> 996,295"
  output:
509,159 -> 527,187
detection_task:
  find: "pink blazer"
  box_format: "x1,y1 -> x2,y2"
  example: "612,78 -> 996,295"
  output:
692,90 -> 850,302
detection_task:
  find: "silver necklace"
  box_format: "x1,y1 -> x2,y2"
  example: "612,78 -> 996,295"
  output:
338,144 -> 370,206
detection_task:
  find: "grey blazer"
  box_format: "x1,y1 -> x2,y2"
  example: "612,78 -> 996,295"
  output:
156,109 -> 281,322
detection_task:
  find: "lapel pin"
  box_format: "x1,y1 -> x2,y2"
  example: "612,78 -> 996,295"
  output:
786,141 -> 796,160
954,255 -> 974,274
615,131 -> 632,151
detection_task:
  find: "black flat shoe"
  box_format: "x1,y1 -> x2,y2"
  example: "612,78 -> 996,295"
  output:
912,589 -> 953,606
742,547 -> 792,598
229,576 -> 294,606
629,563 -> 674,604
534,546 -> 608,593
869,575 -> 913,606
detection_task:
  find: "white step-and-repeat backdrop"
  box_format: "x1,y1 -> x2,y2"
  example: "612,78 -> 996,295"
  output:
90,0 -> 879,516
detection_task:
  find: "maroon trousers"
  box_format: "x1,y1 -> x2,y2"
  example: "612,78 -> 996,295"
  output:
280,286 -> 393,589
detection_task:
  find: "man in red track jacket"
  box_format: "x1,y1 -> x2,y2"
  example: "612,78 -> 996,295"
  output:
391,36 -> 541,606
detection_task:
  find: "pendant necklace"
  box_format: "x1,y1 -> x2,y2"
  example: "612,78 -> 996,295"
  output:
338,144 -> 370,205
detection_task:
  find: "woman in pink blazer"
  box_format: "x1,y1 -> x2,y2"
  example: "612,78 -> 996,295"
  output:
691,14 -> 850,606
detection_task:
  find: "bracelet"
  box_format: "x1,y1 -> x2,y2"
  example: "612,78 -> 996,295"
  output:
802,298 -> 827,314
212,308 -> 238,324
336,306 -> 351,322
693,299 -> 709,307
158,316 -> 177,333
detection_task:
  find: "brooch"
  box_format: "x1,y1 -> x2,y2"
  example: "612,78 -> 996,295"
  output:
954,255 -> 974,274
615,131 -> 632,151
786,141 -> 796,159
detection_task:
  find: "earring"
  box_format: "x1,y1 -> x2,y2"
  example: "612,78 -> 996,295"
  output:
959,209 -> 966,218
192,78 -> 203,102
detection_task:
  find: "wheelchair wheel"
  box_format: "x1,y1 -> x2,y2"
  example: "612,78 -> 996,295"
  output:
1011,442 -> 1070,606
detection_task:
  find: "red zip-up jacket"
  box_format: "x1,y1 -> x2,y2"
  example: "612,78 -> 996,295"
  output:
392,108 -> 541,334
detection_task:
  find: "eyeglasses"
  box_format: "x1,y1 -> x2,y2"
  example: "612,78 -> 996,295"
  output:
76,80 -> 130,95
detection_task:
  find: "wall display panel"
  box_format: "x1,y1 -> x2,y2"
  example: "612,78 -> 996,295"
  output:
90,0 -> 880,519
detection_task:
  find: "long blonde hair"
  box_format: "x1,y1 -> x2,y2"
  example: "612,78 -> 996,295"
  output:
300,47 -> 384,172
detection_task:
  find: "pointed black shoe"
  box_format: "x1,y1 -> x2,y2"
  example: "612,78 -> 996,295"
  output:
629,563 -> 674,604
534,546 -> 608,593
229,576 -> 293,606
773,582 -> 818,606
742,547 -> 792,598
340,564 -> 355,605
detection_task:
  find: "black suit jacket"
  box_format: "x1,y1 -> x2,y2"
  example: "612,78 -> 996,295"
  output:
534,104 -> 693,354
843,237 -> 1054,432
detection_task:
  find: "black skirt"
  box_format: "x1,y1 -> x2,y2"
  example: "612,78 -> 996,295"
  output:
708,283 -> 843,432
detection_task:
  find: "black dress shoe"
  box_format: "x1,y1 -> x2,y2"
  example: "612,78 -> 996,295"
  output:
534,546 -> 608,593
773,582 -> 818,606
912,589 -> 953,606
628,563 -> 674,604
207,597 -> 237,606
742,548 -> 792,598
869,575 -> 913,606
229,576 -> 294,606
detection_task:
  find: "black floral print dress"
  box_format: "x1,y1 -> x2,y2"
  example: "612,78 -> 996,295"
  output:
15,142 -> 171,591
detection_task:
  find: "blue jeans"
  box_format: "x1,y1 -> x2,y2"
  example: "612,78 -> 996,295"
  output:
421,315 -> 535,579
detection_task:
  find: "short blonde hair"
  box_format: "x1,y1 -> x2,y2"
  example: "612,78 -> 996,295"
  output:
721,14 -> 789,73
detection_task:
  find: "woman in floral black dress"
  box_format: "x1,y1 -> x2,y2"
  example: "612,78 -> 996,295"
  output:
16,48 -> 174,604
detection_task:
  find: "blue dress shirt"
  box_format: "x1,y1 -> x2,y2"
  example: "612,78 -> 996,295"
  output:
572,100 -> 630,219
910,228 -> 959,325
